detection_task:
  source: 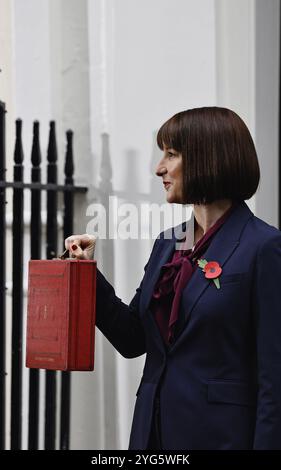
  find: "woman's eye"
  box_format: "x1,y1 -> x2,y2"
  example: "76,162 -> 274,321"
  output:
168,152 -> 176,158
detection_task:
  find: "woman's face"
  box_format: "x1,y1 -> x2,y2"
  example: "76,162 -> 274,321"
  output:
155,144 -> 183,203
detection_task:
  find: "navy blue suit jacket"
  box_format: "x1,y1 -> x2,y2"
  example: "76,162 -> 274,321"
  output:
96,201 -> 281,449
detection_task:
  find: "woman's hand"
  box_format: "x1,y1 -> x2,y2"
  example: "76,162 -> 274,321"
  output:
65,234 -> 96,260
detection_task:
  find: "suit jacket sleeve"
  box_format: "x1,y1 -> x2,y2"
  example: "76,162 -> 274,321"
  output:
95,238 -> 159,359
253,233 -> 281,449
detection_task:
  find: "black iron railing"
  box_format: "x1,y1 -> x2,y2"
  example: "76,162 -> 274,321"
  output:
0,101 -> 88,450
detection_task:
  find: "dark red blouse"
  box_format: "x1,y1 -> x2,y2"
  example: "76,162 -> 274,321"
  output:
150,202 -> 239,346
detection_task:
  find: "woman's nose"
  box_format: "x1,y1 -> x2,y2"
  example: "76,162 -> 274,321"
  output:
155,160 -> 167,177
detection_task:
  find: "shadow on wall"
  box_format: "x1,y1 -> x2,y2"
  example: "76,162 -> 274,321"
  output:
98,129 -> 166,309
97,133 -> 118,448
95,130 -> 165,448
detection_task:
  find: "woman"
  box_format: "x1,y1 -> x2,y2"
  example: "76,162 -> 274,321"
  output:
65,107 -> 281,450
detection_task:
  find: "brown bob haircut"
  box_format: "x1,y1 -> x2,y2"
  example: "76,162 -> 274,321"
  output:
157,107 -> 260,205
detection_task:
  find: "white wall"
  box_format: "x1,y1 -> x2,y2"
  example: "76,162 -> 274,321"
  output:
254,0 -> 280,226
0,0 -> 279,451
0,0 -> 15,450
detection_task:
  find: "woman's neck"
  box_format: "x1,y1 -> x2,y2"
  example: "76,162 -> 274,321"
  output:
193,199 -> 233,240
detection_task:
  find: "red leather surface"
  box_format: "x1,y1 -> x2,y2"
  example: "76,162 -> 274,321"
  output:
26,259 -> 96,371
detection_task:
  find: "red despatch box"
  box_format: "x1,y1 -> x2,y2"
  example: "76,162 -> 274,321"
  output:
26,259 -> 96,371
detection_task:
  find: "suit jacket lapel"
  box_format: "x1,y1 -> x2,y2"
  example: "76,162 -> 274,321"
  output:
169,200 -> 254,353
140,200 -> 254,354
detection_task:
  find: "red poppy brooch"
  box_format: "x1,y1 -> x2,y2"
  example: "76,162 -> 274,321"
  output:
197,259 -> 222,289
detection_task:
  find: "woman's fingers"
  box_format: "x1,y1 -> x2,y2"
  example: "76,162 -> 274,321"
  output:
65,234 -> 96,260
65,236 -> 81,250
